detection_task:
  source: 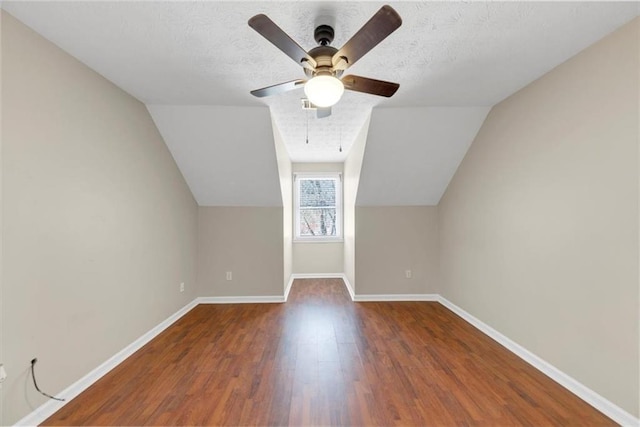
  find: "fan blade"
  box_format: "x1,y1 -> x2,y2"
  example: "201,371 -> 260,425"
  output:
332,5 -> 402,69
249,14 -> 317,70
250,79 -> 306,98
342,75 -> 399,97
317,107 -> 331,119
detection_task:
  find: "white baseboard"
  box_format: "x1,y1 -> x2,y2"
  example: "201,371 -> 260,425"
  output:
15,299 -> 199,427
354,293 -> 439,302
341,275 -> 355,301
284,275 -> 295,301
290,273 -> 344,279
196,295 -> 285,304
437,296 -> 639,427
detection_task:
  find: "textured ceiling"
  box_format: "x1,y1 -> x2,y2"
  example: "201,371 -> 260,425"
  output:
2,1 -> 638,164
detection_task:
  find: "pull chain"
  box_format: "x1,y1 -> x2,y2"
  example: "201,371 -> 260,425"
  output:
305,110 -> 309,144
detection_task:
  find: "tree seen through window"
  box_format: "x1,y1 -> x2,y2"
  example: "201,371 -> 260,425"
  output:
298,178 -> 337,237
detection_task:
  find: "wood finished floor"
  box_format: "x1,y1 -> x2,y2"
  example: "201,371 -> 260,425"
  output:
44,279 -> 614,426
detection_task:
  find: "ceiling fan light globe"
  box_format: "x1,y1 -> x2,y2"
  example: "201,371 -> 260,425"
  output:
304,75 -> 344,108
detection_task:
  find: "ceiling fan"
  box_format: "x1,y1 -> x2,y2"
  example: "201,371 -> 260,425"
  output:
248,5 -> 402,118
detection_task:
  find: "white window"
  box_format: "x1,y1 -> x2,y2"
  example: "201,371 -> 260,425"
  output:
294,173 -> 342,241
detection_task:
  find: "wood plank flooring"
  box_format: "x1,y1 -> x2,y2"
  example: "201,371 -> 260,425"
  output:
43,279 -> 614,426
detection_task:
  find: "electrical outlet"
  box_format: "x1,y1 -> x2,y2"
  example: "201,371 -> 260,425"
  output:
226,271 -> 232,281
405,270 -> 412,279
179,282 -> 185,293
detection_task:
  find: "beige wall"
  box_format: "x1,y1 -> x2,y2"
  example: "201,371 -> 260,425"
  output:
292,163 -> 344,274
272,122 -> 292,290
197,207 -> 284,297
293,242 -> 344,275
355,206 -> 439,295
293,163 -> 343,174
343,116 -> 370,292
2,12 -> 198,425
438,18 -> 639,416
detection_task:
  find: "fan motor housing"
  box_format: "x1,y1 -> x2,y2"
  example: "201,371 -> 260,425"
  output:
305,45 -> 342,78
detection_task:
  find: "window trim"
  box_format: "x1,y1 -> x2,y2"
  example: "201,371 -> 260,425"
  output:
293,172 -> 343,242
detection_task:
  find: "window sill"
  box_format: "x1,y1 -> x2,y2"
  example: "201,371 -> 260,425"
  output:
294,238 -> 344,244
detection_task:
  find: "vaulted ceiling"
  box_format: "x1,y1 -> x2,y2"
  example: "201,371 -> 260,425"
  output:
3,1 -> 638,205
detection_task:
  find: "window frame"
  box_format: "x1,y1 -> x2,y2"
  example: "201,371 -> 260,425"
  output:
293,172 -> 343,242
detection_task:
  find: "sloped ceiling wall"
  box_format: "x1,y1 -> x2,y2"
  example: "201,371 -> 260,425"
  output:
146,105 -> 491,208
356,107 -> 491,206
147,105 -> 282,206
